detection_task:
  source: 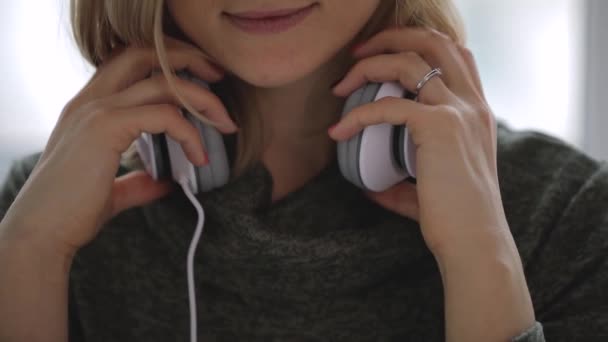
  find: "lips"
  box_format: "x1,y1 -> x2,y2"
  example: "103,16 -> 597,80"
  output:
224,3 -> 317,34
226,3 -> 316,19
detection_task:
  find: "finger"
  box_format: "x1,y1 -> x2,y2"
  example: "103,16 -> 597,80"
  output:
331,52 -> 452,105
454,45 -> 496,149
98,103 -> 209,166
108,73 -> 238,133
110,170 -> 174,218
365,182 -> 419,221
164,35 -> 224,71
328,96 -> 433,141
352,27 -> 475,96
90,36 -> 225,98
456,44 -> 487,101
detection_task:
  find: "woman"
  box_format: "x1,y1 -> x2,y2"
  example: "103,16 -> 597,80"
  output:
0,0 -> 606,341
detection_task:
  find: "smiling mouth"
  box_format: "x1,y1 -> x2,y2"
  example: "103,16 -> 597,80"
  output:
223,3 -> 318,34
227,3 -> 316,18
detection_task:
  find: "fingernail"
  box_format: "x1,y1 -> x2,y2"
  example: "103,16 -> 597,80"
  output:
350,42 -> 365,54
328,123 -> 340,137
330,79 -> 342,90
227,121 -> 239,132
198,151 -> 208,166
208,61 -> 225,75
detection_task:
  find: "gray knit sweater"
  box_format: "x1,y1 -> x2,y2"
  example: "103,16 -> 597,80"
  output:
1,120 -> 607,341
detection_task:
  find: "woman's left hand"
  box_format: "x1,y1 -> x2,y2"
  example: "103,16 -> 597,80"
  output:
329,26 -> 507,260
328,26 -> 537,342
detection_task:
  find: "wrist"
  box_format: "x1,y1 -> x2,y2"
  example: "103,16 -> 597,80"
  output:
429,221 -> 516,264
433,230 -> 536,341
0,218 -> 72,342
0,215 -> 75,273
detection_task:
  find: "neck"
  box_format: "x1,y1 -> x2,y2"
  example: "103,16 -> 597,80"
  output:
228,49 -> 355,201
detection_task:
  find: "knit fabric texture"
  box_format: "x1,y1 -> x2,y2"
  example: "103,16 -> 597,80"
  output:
1,120 -> 607,341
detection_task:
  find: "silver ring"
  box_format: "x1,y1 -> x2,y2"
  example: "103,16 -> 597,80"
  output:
415,67 -> 442,95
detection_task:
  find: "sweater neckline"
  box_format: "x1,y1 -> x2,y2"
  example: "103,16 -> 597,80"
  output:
262,156 -> 341,210
195,155 -> 343,215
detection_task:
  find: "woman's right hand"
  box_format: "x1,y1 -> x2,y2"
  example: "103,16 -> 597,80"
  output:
0,36 -> 238,259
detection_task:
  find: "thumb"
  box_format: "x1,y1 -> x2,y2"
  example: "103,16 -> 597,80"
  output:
365,181 -> 420,222
110,170 -> 174,218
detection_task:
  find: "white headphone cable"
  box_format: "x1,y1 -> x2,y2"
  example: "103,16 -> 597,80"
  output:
178,178 -> 205,342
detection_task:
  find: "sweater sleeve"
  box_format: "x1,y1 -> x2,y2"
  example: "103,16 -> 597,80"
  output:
512,322 -> 545,342
0,152 -> 42,223
511,162 -> 608,342
528,160 -> 608,340
0,152 -> 86,342
496,122 -> 608,341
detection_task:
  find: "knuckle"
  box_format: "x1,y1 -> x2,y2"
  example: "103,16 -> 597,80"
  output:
124,124 -> 143,144
163,35 -> 185,48
127,45 -> 149,59
457,44 -> 474,61
346,107 -> 364,127
397,52 -> 424,82
60,92 -> 100,121
428,28 -> 451,42
79,105 -> 115,139
78,99 -> 105,122
86,104 -> 112,126
424,28 -> 453,52
173,77 -> 221,117
356,114 -> 373,129
459,45 -> 473,57
350,109 -> 364,127
476,105 -> 495,128
437,105 -> 464,129
155,74 -> 175,95
163,106 -> 196,140
400,51 -> 421,64
379,95 -> 401,107
352,58 -> 370,74
127,46 -> 156,69
423,28 -> 439,42
161,104 -> 182,120
104,45 -> 127,64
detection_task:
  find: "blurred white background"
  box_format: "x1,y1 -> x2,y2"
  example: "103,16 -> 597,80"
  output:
0,0 -> 606,180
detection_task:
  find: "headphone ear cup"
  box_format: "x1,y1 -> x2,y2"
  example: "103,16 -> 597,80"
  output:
183,110 -> 230,192
337,81 -> 415,192
398,125 -> 417,178
337,83 -> 380,189
154,133 -> 171,179
136,132 -> 170,180
177,70 -> 231,192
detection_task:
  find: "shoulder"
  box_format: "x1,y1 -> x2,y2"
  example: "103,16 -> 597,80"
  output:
495,120 -> 606,234
496,120 -> 608,339
495,119 -> 608,245
0,151 -> 43,221
1,151 -> 43,193
496,119 -> 601,181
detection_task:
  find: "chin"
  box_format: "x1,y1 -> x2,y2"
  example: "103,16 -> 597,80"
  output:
228,58 -> 324,88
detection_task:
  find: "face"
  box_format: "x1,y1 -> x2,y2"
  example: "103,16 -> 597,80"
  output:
166,0 -> 383,87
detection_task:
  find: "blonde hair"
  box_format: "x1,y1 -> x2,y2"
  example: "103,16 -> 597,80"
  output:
69,0 -> 465,178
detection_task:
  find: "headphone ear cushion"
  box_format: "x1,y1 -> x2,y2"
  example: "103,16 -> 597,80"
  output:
154,133 -> 171,178
337,83 -> 381,189
176,70 -> 230,192
135,132 -> 170,180
337,82 -> 416,191
399,125 -> 417,178
184,110 -> 230,192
